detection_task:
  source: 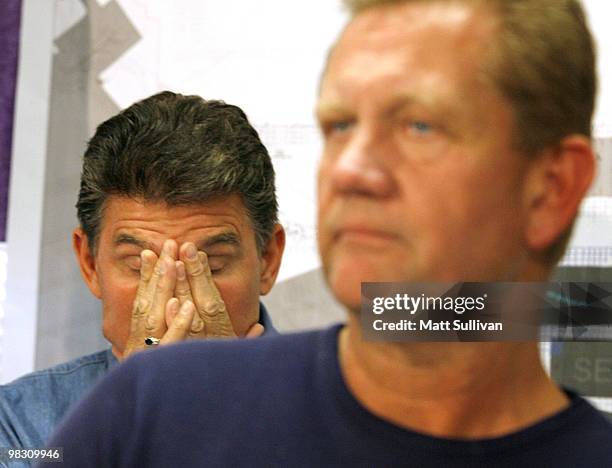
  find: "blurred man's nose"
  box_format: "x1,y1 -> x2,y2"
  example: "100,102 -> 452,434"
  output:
326,129 -> 396,198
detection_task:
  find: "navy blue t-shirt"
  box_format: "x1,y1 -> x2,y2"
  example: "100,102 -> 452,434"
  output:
44,325 -> 612,467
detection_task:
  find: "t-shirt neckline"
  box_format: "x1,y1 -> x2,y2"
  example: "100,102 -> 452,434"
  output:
321,323 -> 595,458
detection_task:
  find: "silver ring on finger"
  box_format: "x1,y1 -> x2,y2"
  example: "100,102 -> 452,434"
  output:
144,336 -> 161,346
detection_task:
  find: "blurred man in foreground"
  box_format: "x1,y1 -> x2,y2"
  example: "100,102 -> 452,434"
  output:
45,1 -> 612,466
0,92 -> 284,453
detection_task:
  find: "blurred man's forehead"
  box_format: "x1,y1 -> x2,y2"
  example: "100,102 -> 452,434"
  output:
348,1 -> 478,34
325,4 -> 496,81
344,2 -> 494,48
318,0 -> 500,120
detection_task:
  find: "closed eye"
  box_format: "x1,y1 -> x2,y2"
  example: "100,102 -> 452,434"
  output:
207,257 -> 228,274
125,255 -> 142,272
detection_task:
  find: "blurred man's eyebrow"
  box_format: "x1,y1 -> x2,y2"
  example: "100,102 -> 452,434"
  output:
197,232 -> 241,250
113,234 -> 152,250
385,93 -> 444,114
316,94 -> 441,120
315,102 -> 352,119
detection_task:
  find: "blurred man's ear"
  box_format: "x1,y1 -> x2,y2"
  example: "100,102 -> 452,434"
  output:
259,224 -> 286,295
523,135 -> 595,252
73,227 -> 102,298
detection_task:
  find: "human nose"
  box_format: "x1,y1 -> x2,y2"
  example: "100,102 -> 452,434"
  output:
324,129 -> 396,198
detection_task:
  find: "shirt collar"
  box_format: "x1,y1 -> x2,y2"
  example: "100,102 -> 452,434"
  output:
259,302 -> 277,335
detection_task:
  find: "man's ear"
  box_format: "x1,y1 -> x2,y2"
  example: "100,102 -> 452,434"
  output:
523,135 -> 595,251
73,227 -> 102,299
259,224 -> 286,295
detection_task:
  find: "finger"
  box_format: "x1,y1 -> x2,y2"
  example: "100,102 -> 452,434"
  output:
180,242 -> 235,338
165,297 -> 179,329
145,257 -> 175,333
174,260 -> 194,305
245,323 -> 265,338
133,250 -> 157,310
142,240 -> 178,303
174,259 -> 206,335
160,300 -> 195,345
143,241 -> 177,337
138,250 -> 157,289
144,240 -> 176,307
162,238 -> 178,260
123,250 -> 159,358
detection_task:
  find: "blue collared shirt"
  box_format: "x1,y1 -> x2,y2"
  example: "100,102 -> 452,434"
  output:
0,304 -> 275,459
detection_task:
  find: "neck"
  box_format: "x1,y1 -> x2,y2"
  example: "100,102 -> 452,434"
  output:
339,313 -> 568,439
111,345 -> 124,361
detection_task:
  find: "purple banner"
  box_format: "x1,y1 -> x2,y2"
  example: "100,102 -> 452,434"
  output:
0,0 -> 22,241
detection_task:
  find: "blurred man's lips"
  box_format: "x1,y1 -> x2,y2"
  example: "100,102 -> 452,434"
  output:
335,227 -> 397,244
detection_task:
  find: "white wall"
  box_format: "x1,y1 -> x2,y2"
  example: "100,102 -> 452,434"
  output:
2,0 -> 55,383
2,1 -> 612,389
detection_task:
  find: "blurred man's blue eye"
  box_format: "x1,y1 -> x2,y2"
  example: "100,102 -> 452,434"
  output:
408,121 -> 433,134
332,121 -> 352,132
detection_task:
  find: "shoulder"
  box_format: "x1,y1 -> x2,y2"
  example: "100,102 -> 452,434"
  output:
565,396 -> 612,461
47,326 -> 344,466
102,326 -> 342,416
130,325 -> 338,383
0,349 -> 115,448
1,348 -> 114,395
564,391 -> 612,431
570,394 -> 612,439
525,391 -> 612,463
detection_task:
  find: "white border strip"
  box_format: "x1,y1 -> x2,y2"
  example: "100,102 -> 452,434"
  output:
2,0 -> 54,383
0,243 -> 7,378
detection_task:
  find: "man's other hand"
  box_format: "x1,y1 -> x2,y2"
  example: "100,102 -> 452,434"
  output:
171,242 -> 264,339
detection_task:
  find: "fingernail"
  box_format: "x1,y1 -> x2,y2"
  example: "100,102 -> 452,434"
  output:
198,251 -> 208,264
162,240 -> 172,255
185,243 -> 197,260
159,259 -> 167,273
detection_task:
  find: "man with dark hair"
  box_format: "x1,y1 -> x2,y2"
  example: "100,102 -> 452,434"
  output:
0,91 -> 285,453
45,1 -> 612,466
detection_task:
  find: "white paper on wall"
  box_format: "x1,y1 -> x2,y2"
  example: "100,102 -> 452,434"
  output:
97,0 -> 347,282
561,196 -> 612,267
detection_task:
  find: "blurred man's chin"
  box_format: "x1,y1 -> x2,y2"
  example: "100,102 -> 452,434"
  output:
325,259 -> 402,312
330,285 -> 361,314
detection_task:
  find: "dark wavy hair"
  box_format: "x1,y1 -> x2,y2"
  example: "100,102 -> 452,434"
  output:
76,91 -> 278,253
